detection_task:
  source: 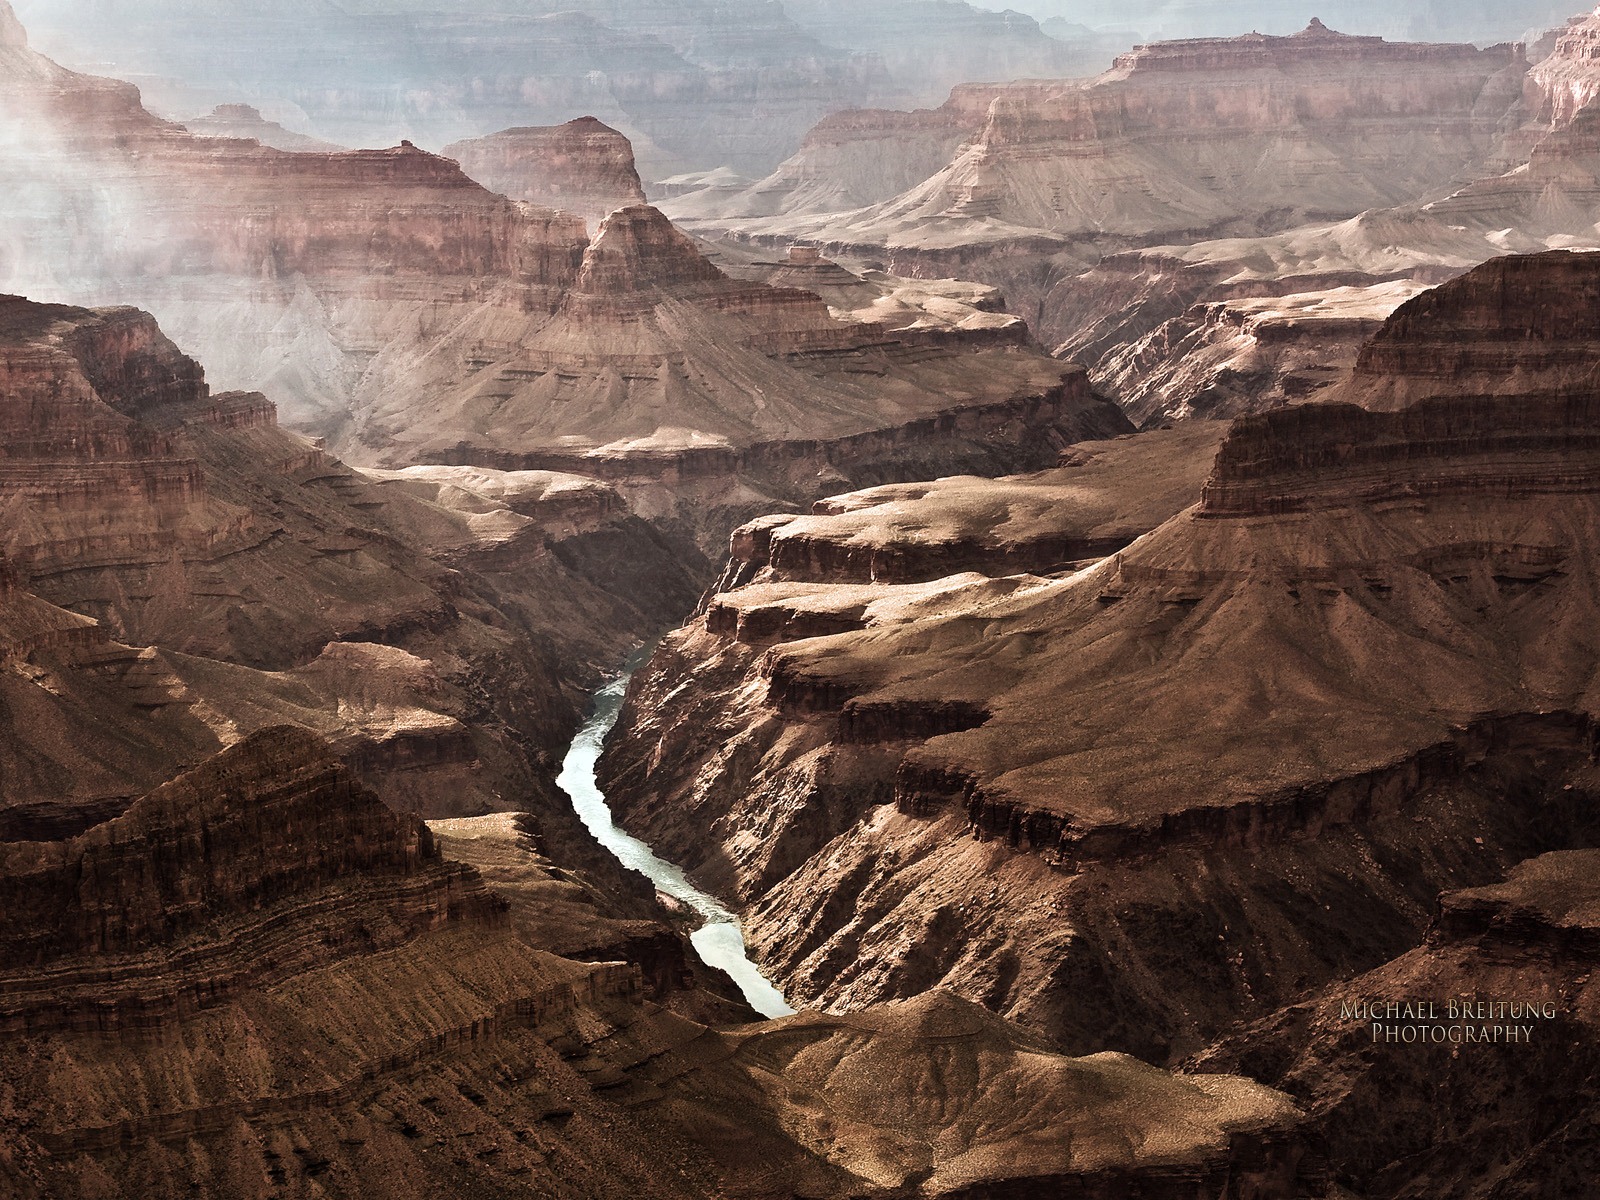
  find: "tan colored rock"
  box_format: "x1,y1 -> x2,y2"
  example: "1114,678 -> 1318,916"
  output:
445,117 -> 647,229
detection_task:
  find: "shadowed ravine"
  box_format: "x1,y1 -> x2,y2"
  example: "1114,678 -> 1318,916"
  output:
558,661 -> 795,1018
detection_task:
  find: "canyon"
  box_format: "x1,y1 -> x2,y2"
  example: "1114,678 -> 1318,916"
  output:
0,4 -> 1129,556
597,250 -> 1600,1194
9,0 -> 1111,180
672,10 -> 1600,429
5,0 -> 1600,1194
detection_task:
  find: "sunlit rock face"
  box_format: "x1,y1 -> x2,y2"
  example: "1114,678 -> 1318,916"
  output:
599,254 -> 1600,1095
0,4 -> 1132,561
0,288 -> 709,829
674,21 -> 1528,251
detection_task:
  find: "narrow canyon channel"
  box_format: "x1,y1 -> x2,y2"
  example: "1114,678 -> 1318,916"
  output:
558,663 -> 796,1019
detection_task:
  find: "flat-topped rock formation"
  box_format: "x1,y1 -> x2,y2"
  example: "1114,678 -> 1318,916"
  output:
0,725 -> 1312,1199
1334,248 -> 1600,408
1093,281 -> 1427,427
444,117 -> 647,229
8,0 -> 1125,180
181,103 -> 343,153
0,8 -> 1127,552
713,424 -> 1225,594
1199,848 -> 1600,1197
597,253 -> 1600,1065
671,21 -> 1526,260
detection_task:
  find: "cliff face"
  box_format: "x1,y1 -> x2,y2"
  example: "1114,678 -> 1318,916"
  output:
0,728 -> 452,969
1092,281 -> 1426,427
1198,848 -> 1600,1198
1336,248 -> 1600,408
672,21 -> 1525,255
1527,8 -> 1600,130
5,0 -> 1123,180
445,117 -> 647,228
0,718 -> 1311,1199
0,291 -> 704,827
597,252 -> 1600,1081
0,15 -> 1123,550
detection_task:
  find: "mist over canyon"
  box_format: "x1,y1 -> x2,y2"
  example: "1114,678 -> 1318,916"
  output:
6,0 -> 1600,1197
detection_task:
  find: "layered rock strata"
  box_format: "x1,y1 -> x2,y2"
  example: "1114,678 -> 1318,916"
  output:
444,117 -> 647,229
9,0 -> 1117,178
0,9 -> 1125,553
0,729 -> 1312,1199
1199,848 -> 1600,1198
0,292 -> 698,826
599,254 -> 1600,1070
673,22 -> 1526,260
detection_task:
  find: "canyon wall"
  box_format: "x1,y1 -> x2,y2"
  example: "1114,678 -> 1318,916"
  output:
597,253 -> 1600,1093
0,712 -> 1313,1199
0,10 -> 1127,557
444,117 -> 647,229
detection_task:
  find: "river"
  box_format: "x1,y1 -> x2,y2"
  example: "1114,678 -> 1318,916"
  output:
556,664 -> 795,1019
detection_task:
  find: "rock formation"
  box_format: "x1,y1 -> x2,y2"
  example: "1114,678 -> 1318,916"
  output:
598,253 -> 1600,1094
181,103 -> 343,153
0,719 -> 1313,1199
8,0 -> 1119,180
0,9 -> 1128,554
0,291 -> 701,827
444,117 -> 647,229
1199,849 -> 1600,1197
673,22 -> 1526,258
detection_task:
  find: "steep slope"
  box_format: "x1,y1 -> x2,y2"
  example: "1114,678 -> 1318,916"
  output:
0,730 -> 1312,1200
674,21 -> 1526,259
1199,849 -> 1600,1198
0,7 -> 1127,553
599,254 -> 1600,1066
0,292 -> 700,825
1043,12 -> 1600,423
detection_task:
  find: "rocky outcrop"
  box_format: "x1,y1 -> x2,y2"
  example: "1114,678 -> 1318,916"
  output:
712,424 -> 1224,591
673,21 -> 1525,263
3,0 -> 1113,181
1336,248 -> 1600,408
1198,848 -> 1600,1198
445,117 -> 647,228
0,17 -> 1123,553
0,291 -> 705,825
1200,391 -> 1600,515
598,263 -> 1600,1066
181,104 -> 342,153
0,722 -> 1313,1199
1093,281 -> 1425,427
1526,8 -> 1600,130
0,727 -> 474,978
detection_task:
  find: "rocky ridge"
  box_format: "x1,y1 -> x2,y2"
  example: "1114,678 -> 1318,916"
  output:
598,254 -> 1600,1090
0,717 -> 1313,1199
671,21 -> 1526,259
0,7 -> 1128,556
1198,848 -> 1600,1197
0,291 -> 700,828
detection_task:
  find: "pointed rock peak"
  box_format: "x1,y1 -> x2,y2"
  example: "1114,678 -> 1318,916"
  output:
0,1 -> 28,49
1298,17 -> 1339,37
578,205 -> 725,294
